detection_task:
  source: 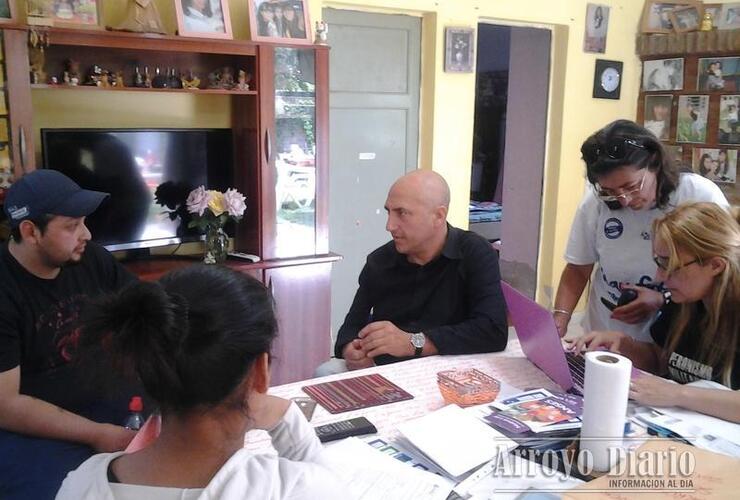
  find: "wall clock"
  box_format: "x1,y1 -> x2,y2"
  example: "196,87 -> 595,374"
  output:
593,59 -> 623,99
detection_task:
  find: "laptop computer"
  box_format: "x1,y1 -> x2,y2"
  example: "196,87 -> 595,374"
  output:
501,282 -> 589,395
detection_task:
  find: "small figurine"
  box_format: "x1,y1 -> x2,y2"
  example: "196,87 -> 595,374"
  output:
700,11 -> 714,31
134,66 -> 145,87
85,64 -> 104,86
235,70 -> 251,90
143,66 -> 152,88
220,67 -> 235,89
182,70 -> 201,90
64,59 -> 80,86
49,76 -> 58,85
167,68 -> 183,89
314,20 -> 328,45
151,67 -> 168,88
208,70 -> 221,89
115,71 -> 125,88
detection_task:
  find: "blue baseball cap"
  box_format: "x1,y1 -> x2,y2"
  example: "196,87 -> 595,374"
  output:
3,170 -> 109,228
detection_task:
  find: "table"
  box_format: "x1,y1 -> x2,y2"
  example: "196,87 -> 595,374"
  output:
246,338 -> 560,450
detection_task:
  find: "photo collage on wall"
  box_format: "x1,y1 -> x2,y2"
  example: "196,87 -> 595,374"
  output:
640,56 -> 739,186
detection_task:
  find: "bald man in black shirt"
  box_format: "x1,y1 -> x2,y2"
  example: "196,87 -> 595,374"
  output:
323,170 -> 508,374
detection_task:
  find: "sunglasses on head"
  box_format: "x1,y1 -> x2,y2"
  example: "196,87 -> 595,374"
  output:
582,137 -> 647,165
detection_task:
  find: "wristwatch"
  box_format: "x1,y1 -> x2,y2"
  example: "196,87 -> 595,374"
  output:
410,332 -> 426,357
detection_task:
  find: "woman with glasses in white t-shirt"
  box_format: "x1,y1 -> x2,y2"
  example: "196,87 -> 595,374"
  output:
553,120 -> 728,342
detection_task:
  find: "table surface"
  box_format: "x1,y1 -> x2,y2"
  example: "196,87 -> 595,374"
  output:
246,338 -> 561,450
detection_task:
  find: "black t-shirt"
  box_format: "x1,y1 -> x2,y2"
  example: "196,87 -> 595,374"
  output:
0,242 -> 137,422
650,302 -> 739,390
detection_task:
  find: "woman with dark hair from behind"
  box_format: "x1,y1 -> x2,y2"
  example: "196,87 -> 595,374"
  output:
575,203 -> 739,422
552,120 -> 728,341
56,265 -> 344,499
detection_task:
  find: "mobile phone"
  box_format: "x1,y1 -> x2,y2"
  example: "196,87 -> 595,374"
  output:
291,397 -> 317,421
601,297 -> 617,311
314,416 -> 377,443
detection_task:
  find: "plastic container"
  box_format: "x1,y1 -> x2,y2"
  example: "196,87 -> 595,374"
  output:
437,368 -> 501,407
124,396 -> 144,431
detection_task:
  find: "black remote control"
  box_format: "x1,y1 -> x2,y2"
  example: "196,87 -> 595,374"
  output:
314,416 -> 378,443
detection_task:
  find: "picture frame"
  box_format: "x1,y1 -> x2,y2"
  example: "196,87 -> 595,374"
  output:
643,94 -> 673,141
640,1 -> 698,34
718,2 -> 740,30
692,147 -> 737,184
697,56 -> 740,91
50,0 -> 102,29
669,4 -> 703,33
444,27 -> 475,73
593,59 -> 622,99
664,144 -> 684,168
248,0 -> 311,44
175,0 -> 233,39
0,0 -> 16,24
642,58 -> 684,91
583,3 -> 610,54
677,95 -> 709,143
719,95 -> 740,145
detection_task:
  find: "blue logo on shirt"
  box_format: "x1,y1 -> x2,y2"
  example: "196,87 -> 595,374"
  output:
604,218 -> 624,239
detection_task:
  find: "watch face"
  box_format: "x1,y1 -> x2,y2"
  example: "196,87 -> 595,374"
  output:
601,67 -> 620,92
410,333 -> 425,348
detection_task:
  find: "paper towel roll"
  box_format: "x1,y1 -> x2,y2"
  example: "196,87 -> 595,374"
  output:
579,351 -> 632,472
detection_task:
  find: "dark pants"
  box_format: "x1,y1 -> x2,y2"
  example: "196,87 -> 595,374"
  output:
0,429 -> 95,500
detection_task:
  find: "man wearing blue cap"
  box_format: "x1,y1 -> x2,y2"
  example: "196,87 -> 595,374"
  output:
0,170 -> 138,499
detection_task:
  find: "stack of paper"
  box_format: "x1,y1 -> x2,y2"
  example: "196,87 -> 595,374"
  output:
396,404 -> 518,480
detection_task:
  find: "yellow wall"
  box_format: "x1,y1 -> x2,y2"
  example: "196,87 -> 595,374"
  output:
31,0 -> 663,302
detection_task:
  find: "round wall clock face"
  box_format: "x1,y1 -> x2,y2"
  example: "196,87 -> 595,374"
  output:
601,67 -> 620,92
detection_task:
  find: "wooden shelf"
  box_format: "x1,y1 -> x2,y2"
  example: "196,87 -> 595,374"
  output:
637,29 -> 740,57
45,26 -> 259,56
30,84 -> 257,95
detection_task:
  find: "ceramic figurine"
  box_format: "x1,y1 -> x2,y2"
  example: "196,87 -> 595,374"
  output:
235,70 -> 251,90
182,70 -> 201,89
314,21 -> 328,45
64,59 -> 80,86
700,12 -> 714,31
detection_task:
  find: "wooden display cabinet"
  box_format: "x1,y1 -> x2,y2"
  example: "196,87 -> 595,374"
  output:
0,26 -> 336,385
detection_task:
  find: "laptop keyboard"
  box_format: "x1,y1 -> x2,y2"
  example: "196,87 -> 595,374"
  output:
565,352 -> 586,388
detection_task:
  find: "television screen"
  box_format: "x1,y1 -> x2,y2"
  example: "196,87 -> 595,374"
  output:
41,128 -> 233,251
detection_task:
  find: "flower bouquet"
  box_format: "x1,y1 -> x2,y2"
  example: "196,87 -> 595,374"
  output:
155,182 -> 246,264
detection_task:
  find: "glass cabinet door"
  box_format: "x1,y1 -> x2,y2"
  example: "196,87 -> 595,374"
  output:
0,32 -> 12,193
272,47 -> 316,258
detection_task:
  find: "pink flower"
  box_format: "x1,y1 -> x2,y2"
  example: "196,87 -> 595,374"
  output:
186,186 -> 210,216
223,188 -> 247,217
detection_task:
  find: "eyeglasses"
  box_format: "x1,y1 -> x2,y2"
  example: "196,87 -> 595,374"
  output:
653,254 -> 699,273
582,137 -> 647,165
594,168 -> 648,203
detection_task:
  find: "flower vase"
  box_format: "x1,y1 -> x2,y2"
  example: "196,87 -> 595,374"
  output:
204,226 -> 228,264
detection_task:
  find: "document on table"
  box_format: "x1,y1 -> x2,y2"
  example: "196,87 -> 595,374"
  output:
397,404 -> 518,479
323,437 -> 453,500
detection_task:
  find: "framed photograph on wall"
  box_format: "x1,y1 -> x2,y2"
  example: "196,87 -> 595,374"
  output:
248,0 -> 311,43
583,3 -> 609,53
641,1 -> 698,34
175,0 -> 233,39
719,95 -> 740,144
444,27 -> 475,73
642,58 -> 684,91
669,4 -> 703,32
0,0 -> 16,24
692,148 -> 737,184
677,95 -> 709,143
697,56 -> 740,91
51,0 -> 101,29
643,94 -> 673,141
718,2 -> 740,29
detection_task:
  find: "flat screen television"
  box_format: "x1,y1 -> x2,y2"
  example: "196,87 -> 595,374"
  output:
41,128 -> 234,252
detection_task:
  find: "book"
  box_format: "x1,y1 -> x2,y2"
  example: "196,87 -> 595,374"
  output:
487,389 -> 583,434
396,404 -> 518,479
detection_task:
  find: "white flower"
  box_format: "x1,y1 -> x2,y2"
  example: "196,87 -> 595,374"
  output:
223,188 -> 247,217
186,186 -> 210,216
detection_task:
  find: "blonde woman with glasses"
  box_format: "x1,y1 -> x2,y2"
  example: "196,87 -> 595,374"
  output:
574,203 -> 739,421
553,120 -> 728,341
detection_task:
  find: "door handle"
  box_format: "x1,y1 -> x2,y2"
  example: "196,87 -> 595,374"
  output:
18,126 -> 27,174
264,129 -> 272,165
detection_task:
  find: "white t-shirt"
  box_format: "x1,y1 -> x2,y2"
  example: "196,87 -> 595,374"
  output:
55,403 -> 347,500
565,173 -> 728,341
